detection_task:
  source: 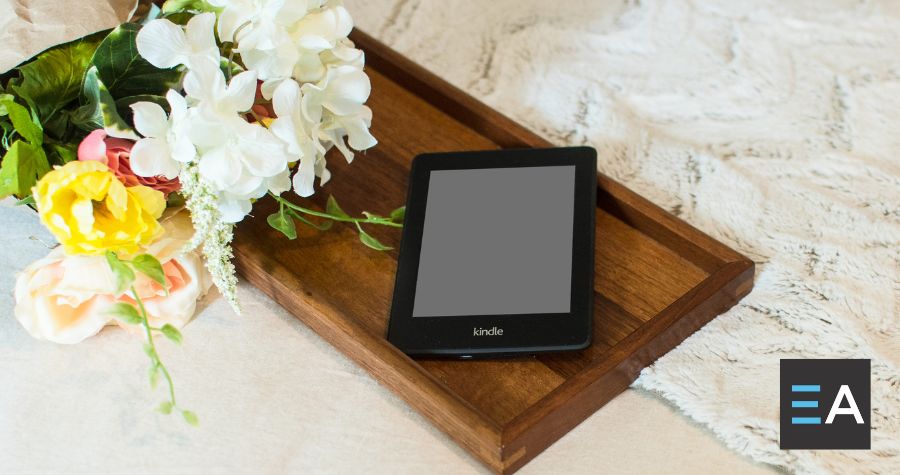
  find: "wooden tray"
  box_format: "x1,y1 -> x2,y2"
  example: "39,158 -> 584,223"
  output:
232,30 -> 755,474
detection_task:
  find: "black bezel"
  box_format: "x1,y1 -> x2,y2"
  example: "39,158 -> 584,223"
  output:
387,147 -> 597,357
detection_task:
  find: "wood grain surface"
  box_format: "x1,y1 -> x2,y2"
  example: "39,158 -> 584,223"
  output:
232,29 -> 754,474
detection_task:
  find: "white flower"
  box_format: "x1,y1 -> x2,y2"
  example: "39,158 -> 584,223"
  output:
136,12 -> 219,70
210,0 -> 355,85
212,0 -> 312,48
130,90 -> 194,179
257,38 -> 364,99
301,64 -> 370,121
123,1 -> 379,313
182,58 -> 292,222
241,40 -> 299,83
269,64 -> 376,199
320,39 -> 365,70
182,57 -> 258,118
270,79 -> 320,196
268,64 -> 375,198
210,0 -> 308,80
320,104 -> 374,162
302,64 -> 376,162
288,5 -> 355,82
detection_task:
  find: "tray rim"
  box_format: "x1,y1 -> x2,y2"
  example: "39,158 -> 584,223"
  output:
234,29 -> 755,474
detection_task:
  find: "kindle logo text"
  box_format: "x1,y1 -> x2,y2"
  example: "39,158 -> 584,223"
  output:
780,359 -> 870,450
473,327 -> 503,336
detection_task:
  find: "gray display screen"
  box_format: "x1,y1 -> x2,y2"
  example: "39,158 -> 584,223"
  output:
412,166 -> 576,317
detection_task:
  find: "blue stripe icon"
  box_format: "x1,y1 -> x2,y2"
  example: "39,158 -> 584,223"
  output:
791,417 -> 822,425
791,400 -> 818,408
791,385 -> 821,392
790,385 -> 821,424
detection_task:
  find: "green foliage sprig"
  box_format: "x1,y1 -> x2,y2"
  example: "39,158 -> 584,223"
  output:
105,251 -> 198,426
268,193 -> 404,251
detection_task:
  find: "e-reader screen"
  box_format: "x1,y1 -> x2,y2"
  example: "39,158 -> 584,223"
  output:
412,166 -> 576,317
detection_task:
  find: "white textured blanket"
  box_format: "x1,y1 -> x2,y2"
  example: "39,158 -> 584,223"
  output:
347,0 -> 900,472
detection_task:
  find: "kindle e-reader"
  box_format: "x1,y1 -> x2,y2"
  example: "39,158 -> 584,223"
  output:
387,147 -> 597,357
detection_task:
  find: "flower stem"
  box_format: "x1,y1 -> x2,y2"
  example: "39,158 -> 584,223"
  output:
226,47 -> 236,82
269,193 -> 403,228
133,285 -> 177,408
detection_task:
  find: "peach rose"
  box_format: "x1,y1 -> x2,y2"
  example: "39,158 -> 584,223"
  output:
77,129 -> 181,196
14,212 -> 212,344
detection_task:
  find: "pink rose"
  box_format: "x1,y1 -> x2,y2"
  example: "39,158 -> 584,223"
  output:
77,129 -> 181,196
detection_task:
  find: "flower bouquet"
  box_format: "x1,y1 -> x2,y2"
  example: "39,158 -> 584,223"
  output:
1,0 -> 402,424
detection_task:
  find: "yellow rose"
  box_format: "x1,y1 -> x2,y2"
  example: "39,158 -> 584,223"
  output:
33,160 -> 165,255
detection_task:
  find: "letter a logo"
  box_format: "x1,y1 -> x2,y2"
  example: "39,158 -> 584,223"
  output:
826,385 -> 864,424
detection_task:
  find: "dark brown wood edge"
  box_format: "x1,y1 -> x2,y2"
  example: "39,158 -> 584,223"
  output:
499,260 -> 754,473
231,247 -> 506,471
597,175 -> 746,273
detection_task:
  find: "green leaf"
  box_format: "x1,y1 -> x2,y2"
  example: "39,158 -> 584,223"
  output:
92,23 -> 183,99
0,93 -> 11,115
105,251 -> 136,294
356,224 -> 393,251
166,191 -> 186,208
106,302 -> 142,325
162,0 -> 220,15
390,206 -> 406,223
132,254 -> 167,289
157,401 -> 174,415
115,94 -> 168,110
72,67 -> 138,139
267,208 -> 297,239
160,324 -> 183,345
9,31 -> 107,123
148,364 -> 160,390
0,140 -> 50,199
159,11 -> 195,26
326,195 -> 350,219
45,143 -> 78,165
0,117 -> 13,149
286,209 -> 332,231
143,343 -> 155,358
14,195 -> 35,207
181,409 -> 199,426
0,97 -> 42,145
42,112 -> 73,142
71,68 -> 104,130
